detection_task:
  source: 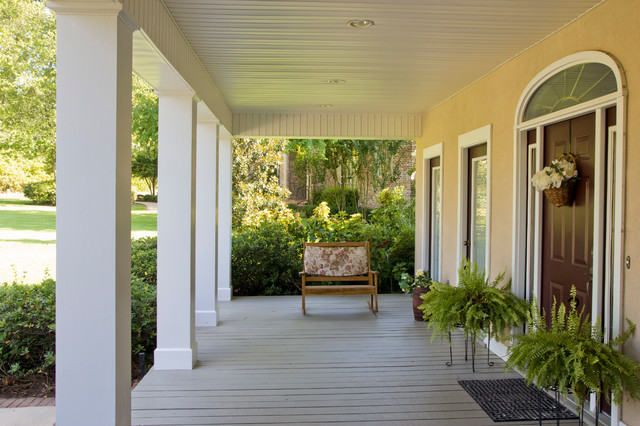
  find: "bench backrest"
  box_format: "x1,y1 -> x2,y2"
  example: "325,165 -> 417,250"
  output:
303,242 -> 371,277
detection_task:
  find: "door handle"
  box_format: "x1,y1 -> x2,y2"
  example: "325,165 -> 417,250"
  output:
463,240 -> 470,246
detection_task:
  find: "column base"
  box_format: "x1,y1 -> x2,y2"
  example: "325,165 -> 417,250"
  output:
218,286 -> 233,301
153,343 -> 198,370
195,310 -> 218,327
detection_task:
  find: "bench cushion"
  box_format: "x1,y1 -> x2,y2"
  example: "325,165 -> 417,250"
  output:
304,245 -> 368,276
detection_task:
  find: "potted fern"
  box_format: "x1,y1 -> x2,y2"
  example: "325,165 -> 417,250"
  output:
506,286 -> 640,423
419,259 -> 530,370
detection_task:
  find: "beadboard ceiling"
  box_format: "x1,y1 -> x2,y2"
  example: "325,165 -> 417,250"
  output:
161,0 -> 604,116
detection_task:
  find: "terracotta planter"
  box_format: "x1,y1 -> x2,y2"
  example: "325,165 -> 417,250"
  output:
413,287 -> 430,321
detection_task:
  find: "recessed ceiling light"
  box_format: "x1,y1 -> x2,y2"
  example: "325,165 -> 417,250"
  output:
347,19 -> 374,28
326,79 -> 346,84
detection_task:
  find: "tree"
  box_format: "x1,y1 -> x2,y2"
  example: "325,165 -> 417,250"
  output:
232,138 -> 291,227
0,0 -> 56,190
287,139 -> 326,204
131,75 -> 159,195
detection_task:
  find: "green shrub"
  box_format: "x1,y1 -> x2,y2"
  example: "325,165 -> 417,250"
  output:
136,194 -> 158,202
0,155 -> 49,193
131,277 -> 157,374
231,186 -> 415,296
313,186 -> 359,214
232,218 -> 303,296
299,204 -> 316,218
368,187 -> 415,292
131,237 -> 157,286
0,279 -> 55,380
22,180 -> 56,205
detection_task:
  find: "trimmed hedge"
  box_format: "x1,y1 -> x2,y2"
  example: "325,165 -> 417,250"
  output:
1,237 -> 159,382
0,279 -> 56,380
136,194 -> 158,202
232,219 -> 303,296
131,237 -> 157,286
22,180 -> 56,205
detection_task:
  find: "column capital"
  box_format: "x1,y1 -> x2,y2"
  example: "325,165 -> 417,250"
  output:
47,1 -> 122,15
155,89 -> 196,98
47,1 -> 138,30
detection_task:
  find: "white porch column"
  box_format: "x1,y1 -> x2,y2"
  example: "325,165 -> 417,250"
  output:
217,128 -> 233,300
195,116 -> 219,326
155,91 -> 198,369
50,2 -> 133,425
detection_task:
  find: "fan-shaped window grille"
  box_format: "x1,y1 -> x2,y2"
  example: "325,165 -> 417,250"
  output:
523,63 -> 617,121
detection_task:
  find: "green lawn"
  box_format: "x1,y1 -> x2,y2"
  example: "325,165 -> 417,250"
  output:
0,210 -> 56,232
0,198 -> 157,282
0,200 -> 157,237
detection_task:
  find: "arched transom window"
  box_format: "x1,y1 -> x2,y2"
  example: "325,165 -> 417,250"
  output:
523,62 -> 617,121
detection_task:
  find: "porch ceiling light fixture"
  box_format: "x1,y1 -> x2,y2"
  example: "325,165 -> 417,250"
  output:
319,104 -> 333,108
326,79 -> 346,84
347,19 -> 374,28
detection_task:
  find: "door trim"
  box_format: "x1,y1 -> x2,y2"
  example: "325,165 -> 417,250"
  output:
512,51 -> 626,424
458,124 -> 492,281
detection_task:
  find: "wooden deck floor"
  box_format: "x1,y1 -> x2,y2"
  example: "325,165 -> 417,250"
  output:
131,295 -> 581,425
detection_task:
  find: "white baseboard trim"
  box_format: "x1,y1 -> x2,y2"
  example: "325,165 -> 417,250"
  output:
218,286 -> 232,301
195,310 -> 218,327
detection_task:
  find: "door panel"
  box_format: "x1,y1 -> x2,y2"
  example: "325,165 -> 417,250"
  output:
541,113 -> 595,322
427,157 -> 441,280
466,144 -> 488,272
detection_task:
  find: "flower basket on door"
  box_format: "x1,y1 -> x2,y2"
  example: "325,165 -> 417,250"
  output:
531,153 -> 580,207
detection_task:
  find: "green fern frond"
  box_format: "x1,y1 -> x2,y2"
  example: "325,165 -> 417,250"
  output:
508,285 -> 640,408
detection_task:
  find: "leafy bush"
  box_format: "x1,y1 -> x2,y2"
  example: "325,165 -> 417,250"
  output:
232,218 -> 303,296
0,154 -> 49,192
368,187 -> 415,292
299,204 -> 316,218
131,277 -> 157,374
22,179 -> 56,205
131,237 -> 157,286
0,279 -> 55,381
313,186 -> 359,214
136,194 -> 158,202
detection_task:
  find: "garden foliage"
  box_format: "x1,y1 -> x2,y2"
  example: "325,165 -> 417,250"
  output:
507,287 -> 640,407
420,260 -> 530,342
0,239 -> 158,383
131,277 -> 157,371
131,236 -> 158,286
231,186 -> 415,295
0,278 -> 55,381
22,179 -> 56,205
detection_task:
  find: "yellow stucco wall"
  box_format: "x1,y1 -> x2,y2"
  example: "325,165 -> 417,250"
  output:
416,0 -> 640,420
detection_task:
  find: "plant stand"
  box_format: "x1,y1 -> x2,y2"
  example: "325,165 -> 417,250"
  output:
537,386 -> 594,426
446,324 -> 494,372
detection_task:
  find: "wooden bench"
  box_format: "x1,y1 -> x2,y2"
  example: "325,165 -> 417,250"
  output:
301,241 -> 378,314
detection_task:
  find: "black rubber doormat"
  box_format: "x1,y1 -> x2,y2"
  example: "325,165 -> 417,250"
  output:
459,378 -> 579,422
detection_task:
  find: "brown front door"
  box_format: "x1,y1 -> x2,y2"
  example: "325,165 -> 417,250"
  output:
541,113 -> 595,322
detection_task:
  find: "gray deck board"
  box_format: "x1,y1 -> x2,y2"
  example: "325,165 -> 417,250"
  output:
132,295 -> 579,425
